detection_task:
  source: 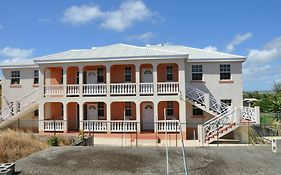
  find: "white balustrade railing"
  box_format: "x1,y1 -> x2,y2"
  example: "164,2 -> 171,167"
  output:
110,120 -> 137,132
44,85 -> 64,95
186,85 -> 206,105
83,120 -> 108,132
110,83 -> 136,95
157,120 -> 180,132
241,106 -> 259,123
0,104 -> 14,122
83,84 -> 107,95
66,85 -> 80,95
43,120 -> 64,131
139,83 -> 154,94
157,82 -> 179,94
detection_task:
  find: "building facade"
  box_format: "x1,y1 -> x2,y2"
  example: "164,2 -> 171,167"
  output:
0,44 -> 259,143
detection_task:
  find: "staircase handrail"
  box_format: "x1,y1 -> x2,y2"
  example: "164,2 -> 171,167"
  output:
241,106 -> 258,123
202,108 -> 236,140
0,89 -> 39,123
186,85 -> 206,105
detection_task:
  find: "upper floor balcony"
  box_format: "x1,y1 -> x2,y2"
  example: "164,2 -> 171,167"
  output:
42,63 -> 181,97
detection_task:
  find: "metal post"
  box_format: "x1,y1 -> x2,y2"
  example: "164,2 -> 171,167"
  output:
164,108 -> 169,175
178,121 -> 188,175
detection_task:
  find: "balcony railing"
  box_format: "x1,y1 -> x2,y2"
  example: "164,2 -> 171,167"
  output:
139,83 -> 154,95
157,82 -> 179,94
43,120 -> 64,131
110,120 -> 137,132
44,82 -> 179,97
83,120 -> 108,132
44,85 -> 64,96
83,84 -> 107,95
157,120 -> 179,132
110,83 -> 136,95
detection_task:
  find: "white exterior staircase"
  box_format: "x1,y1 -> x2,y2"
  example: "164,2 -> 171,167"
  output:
186,85 -> 260,143
0,89 -> 39,129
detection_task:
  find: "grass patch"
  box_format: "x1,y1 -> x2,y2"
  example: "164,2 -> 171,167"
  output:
0,129 -> 48,163
260,113 -> 276,126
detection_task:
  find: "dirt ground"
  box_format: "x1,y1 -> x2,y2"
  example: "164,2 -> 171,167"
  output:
15,146 -> 281,175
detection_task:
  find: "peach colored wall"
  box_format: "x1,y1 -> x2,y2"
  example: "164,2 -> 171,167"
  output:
67,102 -> 78,130
67,67 -> 78,84
110,65 -> 135,83
140,64 -> 153,82
44,102 -> 62,120
158,101 -> 179,120
84,66 -> 106,83
111,102 -> 136,120
49,67 -> 62,85
157,63 -> 178,82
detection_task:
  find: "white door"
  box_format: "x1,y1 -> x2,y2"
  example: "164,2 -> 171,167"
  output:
87,71 -> 97,84
142,103 -> 154,131
87,104 -> 98,120
141,68 -> 153,83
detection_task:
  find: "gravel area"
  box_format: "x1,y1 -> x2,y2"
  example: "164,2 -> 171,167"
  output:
15,146 -> 281,175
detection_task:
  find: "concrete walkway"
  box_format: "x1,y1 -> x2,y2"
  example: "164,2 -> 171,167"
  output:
15,146 -> 281,175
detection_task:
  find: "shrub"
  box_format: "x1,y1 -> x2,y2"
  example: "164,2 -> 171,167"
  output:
47,136 -> 59,146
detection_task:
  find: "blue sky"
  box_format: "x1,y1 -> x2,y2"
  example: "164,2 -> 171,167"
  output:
0,0 -> 281,91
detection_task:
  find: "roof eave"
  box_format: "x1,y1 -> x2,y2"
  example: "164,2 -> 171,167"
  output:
34,55 -> 189,64
0,64 -> 39,69
186,57 -> 246,63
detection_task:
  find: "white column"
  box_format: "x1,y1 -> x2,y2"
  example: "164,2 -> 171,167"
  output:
136,101 -> 141,133
63,102 -> 67,133
178,60 -> 187,134
38,102 -> 45,133
154,101 -> 158,133
62,66 -> 67,98
255,106 -> 260,125
106,64 -> 111,97
107,101 -> 111,133
79,65 -> 83,97
135,63 -> 140,97
79,102 -> 84,131
153,63 -> 158,95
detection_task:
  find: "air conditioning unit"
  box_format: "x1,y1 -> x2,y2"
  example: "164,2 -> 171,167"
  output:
272,139 -> 281,153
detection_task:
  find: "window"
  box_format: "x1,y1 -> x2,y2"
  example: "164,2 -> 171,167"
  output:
192,65 -> 203,80
11,70 -> 20,85
220,64 -> 231,80
221,99 -> 232,106
76,71 -> 79,84
33,70 -> 39,84
166,101 -> 174,117
61,69 -> 64,84
125,102 -> 132,119
192,105 -> 203,116
97,68 -> 104,83
125,67 -> 132,82
98,102 -> 105,118
34,109 -> 39,117
166,65 -> 173,81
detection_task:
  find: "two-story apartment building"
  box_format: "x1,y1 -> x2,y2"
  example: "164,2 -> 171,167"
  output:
0,44 -> 259,143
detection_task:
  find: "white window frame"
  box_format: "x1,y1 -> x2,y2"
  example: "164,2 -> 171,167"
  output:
191,65 -> 203,80
220,64 -> 231,80
166,101 -> 174,118
11,70 -> 21,85
33,70 -> 39,85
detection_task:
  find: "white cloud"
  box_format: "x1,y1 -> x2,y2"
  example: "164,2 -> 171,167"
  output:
226,32 -> 252,52
101,0 -> 152,31
0,47 -> 34,58
247,36 -> 281,63
61,0 -> 154,31
62,4 -> 104,25
203,46 -> 218,52
128,32 -> 154,42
